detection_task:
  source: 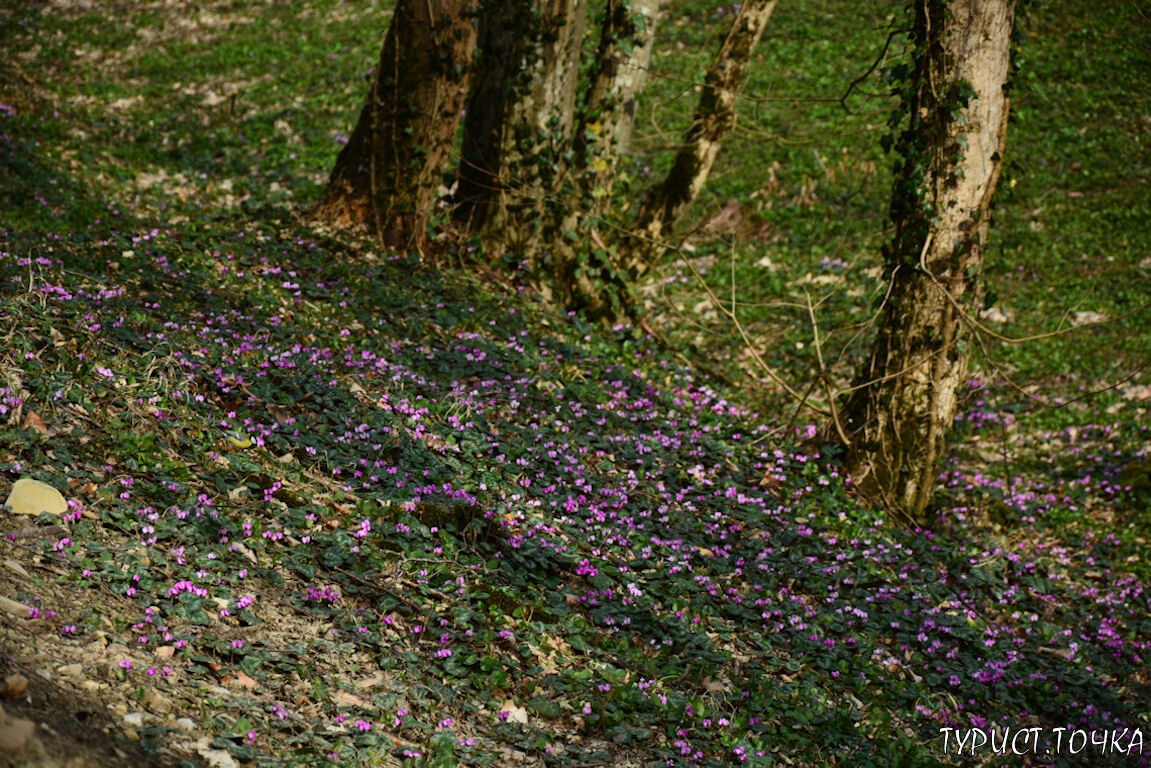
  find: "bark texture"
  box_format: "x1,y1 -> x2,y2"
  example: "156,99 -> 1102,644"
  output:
828,0 -> 1016,518
544,0 -> 661,319
577,0 -> 660,209
621,0 -> 778,279
314,0 -> 476,253
455,0 -> 588,257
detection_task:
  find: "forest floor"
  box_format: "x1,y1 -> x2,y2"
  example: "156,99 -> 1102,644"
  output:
0,0 -> 1148,767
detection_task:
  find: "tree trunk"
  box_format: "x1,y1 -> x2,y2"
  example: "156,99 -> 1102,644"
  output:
455,0 -> 588,260
544,0 -> 661,319
453,0 -> 525,227
314,0 -> 476,254
620,0 -> 778,281
826,0 -> 1016,519
577,0 -> 660,210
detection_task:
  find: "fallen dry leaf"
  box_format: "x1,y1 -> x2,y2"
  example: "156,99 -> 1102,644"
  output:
334,690 -> 365,708
499,699 -> 529,725
22,410 -> 48,435
222,670 -> 257,690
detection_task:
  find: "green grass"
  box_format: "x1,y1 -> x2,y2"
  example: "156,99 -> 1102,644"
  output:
1,1 -> 1148,766
628,0 -> 1149,424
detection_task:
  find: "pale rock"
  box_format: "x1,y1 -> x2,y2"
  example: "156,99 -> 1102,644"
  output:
0,717 -> 36,752
195,737 -> 239,768
57,664 -> 83,678
175,717 -> 195,731
4,478 -> 68,517
154,646 -> 175,661
0,596 -> 32,618
123,712 -> 144,727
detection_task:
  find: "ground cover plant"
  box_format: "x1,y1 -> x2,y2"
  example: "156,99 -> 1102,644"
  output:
1,0 -> 1148,767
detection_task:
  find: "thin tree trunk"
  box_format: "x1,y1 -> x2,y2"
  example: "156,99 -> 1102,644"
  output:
455,0 -> 588,260
620,0 -> 778,280
314,0 -> 476,254
827,0 -> 1016,519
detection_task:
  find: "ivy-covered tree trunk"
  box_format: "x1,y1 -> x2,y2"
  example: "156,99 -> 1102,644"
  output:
826,0 -> 1016,519
620,0 -> 778,281
546,0 -> 661,318
577,0 -> 660,210
455,0 -> 588,261
314,0 -> 476,254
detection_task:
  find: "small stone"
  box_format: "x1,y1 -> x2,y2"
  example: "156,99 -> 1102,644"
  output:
0,596 -> 33,619
4,478 -> 68,517
0,717 -> 36,752
57,664 -> 83,678
174,717 -> 195,731
123,712 -> 144,727
2,674 -> 28,699
153,646 -> 175,661
145,690 -> 172,715
196,737 -> 238,768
